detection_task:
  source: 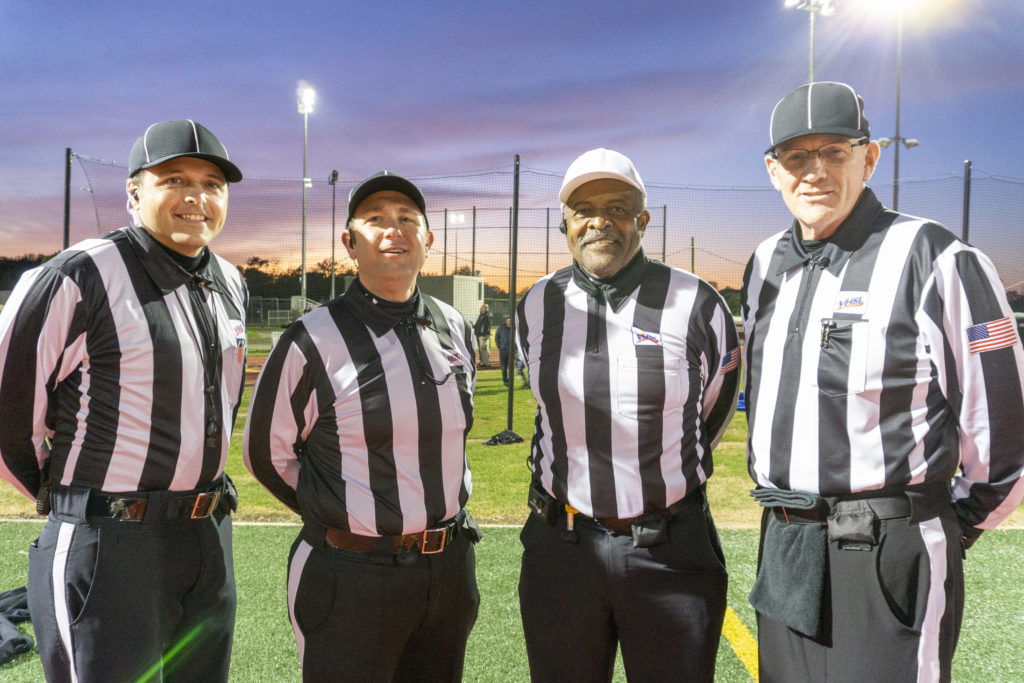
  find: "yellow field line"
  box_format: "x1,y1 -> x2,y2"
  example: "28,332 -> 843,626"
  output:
723,606 -> 759,681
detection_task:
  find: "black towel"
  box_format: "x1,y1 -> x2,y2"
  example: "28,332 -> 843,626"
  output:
748,488 -> 829,638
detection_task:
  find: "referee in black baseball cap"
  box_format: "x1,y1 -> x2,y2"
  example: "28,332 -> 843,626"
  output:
245,170 -> 482,680
743,81 -> 1024,682
1,118 -> 247,681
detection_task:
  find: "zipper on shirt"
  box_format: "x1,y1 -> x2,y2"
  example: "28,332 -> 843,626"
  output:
792,255 -> 830,335
588,295 -> 605,353
184,278 -> 221,451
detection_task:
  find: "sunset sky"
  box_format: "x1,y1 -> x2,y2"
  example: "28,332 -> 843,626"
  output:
2,0 -> 1021,260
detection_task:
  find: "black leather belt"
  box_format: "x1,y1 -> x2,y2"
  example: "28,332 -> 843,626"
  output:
78,481 -> 225,522
769,485 -> 949,525
317,512 -> 463,555
563,486 -> 707,534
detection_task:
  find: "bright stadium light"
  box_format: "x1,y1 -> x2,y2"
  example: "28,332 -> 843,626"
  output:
878,137 -> 920,151
784,0 -> 836,82
297,83 -> 316,302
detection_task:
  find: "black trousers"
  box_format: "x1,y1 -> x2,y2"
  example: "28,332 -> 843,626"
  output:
27,506 -> 235,682
287,527 -> 479,682
756,507 -> 964,683
518,503 -> 728,683
498,348 -> 511,384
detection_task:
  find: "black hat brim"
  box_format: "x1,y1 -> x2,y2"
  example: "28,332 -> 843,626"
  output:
134,152 -> 243,183
346,173 -> 427,225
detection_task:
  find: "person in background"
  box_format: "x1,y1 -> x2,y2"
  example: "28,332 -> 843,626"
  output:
495,314 -> 527,387
742,81 -> 1024,682
474,303 -> 492,367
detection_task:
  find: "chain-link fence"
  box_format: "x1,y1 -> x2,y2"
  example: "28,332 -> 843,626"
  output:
75,154 -> 1024,329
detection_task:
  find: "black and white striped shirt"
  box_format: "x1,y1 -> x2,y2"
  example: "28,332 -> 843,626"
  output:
516,252 -> 740,519
243,281 -> 475,536
0,225 -> 248,499
742,187 -> 1024,529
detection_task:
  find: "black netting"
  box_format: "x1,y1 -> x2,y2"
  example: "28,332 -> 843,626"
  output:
74,154 -> 1024,324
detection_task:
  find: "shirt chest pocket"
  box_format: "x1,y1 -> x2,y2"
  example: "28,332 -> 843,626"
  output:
814,318 -> 870,397
616,356 -> 686,422
438,373 -> 469,431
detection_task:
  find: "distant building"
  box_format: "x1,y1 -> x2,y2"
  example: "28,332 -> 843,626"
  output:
325,274 -> 484,323
416,275 -> 485,322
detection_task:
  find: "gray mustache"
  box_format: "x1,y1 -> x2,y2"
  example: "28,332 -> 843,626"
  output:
579,230 -> 622,246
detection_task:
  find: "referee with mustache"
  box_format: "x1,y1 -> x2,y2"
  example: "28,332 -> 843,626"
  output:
516,148 -> 741,682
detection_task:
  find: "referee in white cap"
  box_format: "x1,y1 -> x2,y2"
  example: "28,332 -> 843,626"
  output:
0,119 -> 246,681
516,148 -> 741,681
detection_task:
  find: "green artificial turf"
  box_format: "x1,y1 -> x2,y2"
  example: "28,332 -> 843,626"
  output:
2,522 -> 1021,681
2,367 -> 1024,680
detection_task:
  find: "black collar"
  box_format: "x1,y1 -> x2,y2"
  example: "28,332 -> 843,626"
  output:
125,225 -> 218,293
776,187 -> 886,276
342,277 -> 434,337
571,249 -> 650,312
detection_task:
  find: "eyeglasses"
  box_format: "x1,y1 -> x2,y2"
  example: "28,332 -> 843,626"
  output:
566,205 -> 642,224
772,139 -> 870,173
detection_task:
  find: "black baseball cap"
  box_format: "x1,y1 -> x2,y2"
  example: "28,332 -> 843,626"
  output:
128,119 -> 242,182
346,171 -> 428,225
766,82 -> 870,154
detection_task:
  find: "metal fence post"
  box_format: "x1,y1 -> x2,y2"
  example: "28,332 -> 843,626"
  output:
962,160 -> 972,243
64,148 -> 72,250
545,207 -> 551,274
661,204 -> 667,263
442,208 -> 448,276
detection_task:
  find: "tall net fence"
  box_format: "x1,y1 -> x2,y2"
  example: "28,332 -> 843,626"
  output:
76,155 -> 1024,321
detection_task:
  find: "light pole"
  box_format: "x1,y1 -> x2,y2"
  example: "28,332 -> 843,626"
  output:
449,212 -> 465,274
297,84 -> 316,302
784,0 -> 836,82
328,169 -> 339,300
875,5 -> 918,210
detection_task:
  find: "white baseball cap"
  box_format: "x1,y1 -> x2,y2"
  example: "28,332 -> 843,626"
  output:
558,148 -> 646,204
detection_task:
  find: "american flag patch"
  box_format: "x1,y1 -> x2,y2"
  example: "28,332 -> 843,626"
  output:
720,347 -> 740,374
966,317 -> 1017,354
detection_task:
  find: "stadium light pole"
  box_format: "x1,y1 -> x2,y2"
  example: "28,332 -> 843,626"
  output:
875,4 -> 917,210
449,212 -> 465,274
861,0 -> 922,210
784,0 -> 836,82
297,84 -> 316,302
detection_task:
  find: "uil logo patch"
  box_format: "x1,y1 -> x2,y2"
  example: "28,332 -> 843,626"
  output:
631,327 -> 662,346
834,291 -> 868,315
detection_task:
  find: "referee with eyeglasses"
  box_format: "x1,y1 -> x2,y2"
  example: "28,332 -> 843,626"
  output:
743,81 -> 1024,682
0,119 -> 246,681
516,148 -> 741,682
244,171 -> 481,681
